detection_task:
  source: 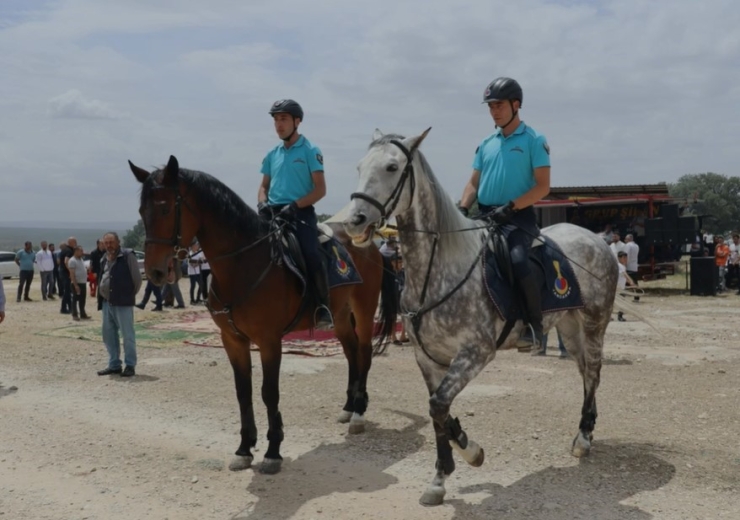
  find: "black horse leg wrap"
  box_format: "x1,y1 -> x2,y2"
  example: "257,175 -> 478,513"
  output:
445,416 -> 468,450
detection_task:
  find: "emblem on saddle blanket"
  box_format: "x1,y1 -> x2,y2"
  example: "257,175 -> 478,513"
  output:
482,236 -> 584,321
281,238 -> 362,290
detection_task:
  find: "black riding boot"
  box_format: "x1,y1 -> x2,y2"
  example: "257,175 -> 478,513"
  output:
515,273 -> 545,355
313,261 -> 334,331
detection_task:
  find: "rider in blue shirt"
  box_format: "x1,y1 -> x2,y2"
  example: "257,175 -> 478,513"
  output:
257,99 -> 333,329
459,78 -> 551,354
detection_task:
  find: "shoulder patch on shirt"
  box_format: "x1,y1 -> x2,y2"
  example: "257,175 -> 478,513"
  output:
475,146 -> 480,154
543,142 -> 550,155
316,153 -> 323,165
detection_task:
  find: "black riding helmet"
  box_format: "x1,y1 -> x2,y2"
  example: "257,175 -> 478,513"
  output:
482,77 -> 522,129
482,77 -> 523,107
269,99 -> 304,121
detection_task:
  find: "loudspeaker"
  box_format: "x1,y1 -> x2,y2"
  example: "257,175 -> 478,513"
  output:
678,216 -> 697,244
660,204 -> 679,245
645,218 -> 664,246
660,204 -> 679,222
690,257 -> 718,296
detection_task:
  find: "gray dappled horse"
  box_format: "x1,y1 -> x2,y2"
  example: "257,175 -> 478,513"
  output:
343,129 -> 618,506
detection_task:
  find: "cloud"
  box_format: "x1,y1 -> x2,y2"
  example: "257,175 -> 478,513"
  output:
0,0 -> 739,224
48,89 -> 123,119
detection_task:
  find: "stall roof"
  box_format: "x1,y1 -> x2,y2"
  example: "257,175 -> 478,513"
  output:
545,183 -> 670,200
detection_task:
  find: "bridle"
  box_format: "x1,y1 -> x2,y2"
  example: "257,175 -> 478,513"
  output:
143,179 -> 196,261
350,139 -> 416,230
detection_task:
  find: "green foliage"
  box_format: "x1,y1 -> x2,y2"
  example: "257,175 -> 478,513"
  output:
316,213 -> 333,223
668,173 -> 740,233
123,219 -> 145,249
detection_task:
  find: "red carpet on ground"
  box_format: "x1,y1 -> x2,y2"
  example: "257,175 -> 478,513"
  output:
281,322 -> 402,342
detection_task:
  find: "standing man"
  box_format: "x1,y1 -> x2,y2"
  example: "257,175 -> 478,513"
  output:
198,252 -> 211,303
68,245 -> 91,320
714,236 -> 730,293
89,239 -> 105,298
36,241 -> 55,301
458,77 -> 551,353
48,243 -> 58,298
257,99 -> 333,329
0,277 -> 6,324
14,241 -> 36,302
97,232 -> 142,377
624,234 -> 640,301
728,234 -> 740,294
58,239 -> 76,314
609,231 -> 626,256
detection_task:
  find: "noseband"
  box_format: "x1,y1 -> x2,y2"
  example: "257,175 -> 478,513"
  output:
143,180 -> 195,260
350,140 -> 416,227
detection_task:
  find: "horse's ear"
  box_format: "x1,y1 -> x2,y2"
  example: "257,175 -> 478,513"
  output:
372,128 -> 384,141
402,127 -> 432,153
163,155 -> 179,186
129,160 -> 150,184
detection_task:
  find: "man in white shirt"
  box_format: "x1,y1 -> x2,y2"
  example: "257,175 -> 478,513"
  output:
728,233 -> 740,295
379,237 -> 401,260
609,232 -> 626,257
35,241 -> 56,301
616,251 -> 636,321
624,234 -> 640,301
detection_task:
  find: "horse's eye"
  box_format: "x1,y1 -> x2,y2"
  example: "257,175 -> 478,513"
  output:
386,164 -> 398,173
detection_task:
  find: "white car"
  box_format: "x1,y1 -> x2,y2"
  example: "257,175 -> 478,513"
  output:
133,250 -> 146,276
0,251 -> 19,279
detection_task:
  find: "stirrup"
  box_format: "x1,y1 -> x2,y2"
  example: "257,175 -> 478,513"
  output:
314,305 -> 334,331
516,323 -> 542,350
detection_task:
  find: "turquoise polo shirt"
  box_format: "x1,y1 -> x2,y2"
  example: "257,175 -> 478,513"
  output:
260,135 -> 324,205
472,122 -> 550,206
16,249 -> 36,270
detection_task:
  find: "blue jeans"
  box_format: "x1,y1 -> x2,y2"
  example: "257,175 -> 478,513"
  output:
102,301 -> 137,369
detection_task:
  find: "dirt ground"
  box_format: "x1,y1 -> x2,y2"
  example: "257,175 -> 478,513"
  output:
1,275 -> 739,520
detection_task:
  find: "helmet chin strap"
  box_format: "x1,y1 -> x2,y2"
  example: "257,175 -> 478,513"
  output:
496,100 -> 518,130
282,119 -> 298,142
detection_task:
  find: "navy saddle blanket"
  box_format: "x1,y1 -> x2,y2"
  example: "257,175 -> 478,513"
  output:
283,238 -> 363,290
483,235 -> 584,321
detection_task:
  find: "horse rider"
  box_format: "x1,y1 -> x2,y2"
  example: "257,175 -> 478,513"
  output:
458,77 -> 551,353
257,99 -> 334,330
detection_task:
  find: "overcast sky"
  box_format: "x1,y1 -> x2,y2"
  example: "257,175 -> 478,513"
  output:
1,0 -> 738,225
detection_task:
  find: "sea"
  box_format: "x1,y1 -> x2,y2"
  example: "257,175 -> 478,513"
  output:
0,226 -> 129,253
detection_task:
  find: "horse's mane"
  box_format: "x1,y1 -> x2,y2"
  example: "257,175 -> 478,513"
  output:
142,167 -> 266,240
370,134 -> 483,260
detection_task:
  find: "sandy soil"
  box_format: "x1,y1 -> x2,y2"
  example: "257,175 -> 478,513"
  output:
1,278 -> 739,520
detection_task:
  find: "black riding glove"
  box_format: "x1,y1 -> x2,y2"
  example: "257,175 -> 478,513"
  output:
279,201 -> 299,219
257,201 -> 269,213
491,201 -> 516,225
457,205 -> 469,217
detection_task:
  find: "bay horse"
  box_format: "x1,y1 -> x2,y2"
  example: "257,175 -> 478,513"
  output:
343,129 -> 618,505
130,155 -> 397,474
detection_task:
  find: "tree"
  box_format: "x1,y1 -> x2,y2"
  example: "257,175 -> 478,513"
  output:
668,173 -> 740,234
123,219 -> 145,250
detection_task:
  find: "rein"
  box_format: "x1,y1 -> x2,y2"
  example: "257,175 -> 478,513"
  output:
355,140 -> 514,367
144,177 -> 293,339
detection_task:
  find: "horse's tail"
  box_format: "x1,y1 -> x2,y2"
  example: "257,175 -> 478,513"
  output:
612,293 -> 662,334
373,255 -> 399,355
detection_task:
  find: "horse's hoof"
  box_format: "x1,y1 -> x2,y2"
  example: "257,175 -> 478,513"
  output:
419,486 -> 446,506
259,458 -> 283,474
469,445 -> 485,467
228,455 -> 253,471
337,410 -> 353,424
452,439 -> 485,467
571,432 -> 591,458
348,414 -> 365,435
